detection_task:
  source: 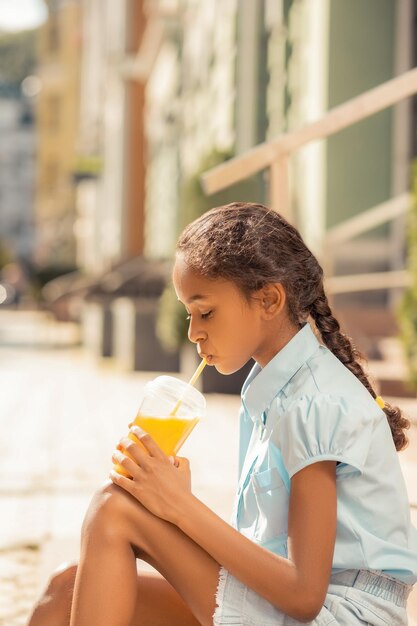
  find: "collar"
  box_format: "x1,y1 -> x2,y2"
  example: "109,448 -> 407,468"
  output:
241,323 -> 321,424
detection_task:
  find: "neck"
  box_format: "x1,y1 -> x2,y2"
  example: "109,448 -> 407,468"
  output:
254,318 -> 301,368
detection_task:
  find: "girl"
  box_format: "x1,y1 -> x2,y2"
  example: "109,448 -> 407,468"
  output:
27,202 -> 417,626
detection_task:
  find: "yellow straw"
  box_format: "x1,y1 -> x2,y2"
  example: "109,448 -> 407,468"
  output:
188,357 -> 207,387
170,358 -> 207,416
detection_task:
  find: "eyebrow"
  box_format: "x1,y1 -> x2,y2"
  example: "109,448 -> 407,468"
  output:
188,294 -> 208,302
178,294 -> 209,305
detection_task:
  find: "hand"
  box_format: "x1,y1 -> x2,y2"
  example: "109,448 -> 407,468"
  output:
110,426 -> 192,524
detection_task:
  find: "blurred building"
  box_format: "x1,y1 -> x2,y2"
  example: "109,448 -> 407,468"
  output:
145,0 -> 240,257
0,91 -> 36,261
271,0 -> 412,314
31,0 -> 414,383
35,0 -> 82,268
66,0 -> 413,281
132,0 -> 411,275
235,0 -> 410,273
73,0 -> 146,274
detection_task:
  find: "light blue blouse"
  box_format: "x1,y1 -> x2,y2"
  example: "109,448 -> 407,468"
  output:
232,322 -> 417,584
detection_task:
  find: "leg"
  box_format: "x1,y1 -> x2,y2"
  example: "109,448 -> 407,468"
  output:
70,480 -> 220,626
27,564 -> 204,626
26,562 -> 77,626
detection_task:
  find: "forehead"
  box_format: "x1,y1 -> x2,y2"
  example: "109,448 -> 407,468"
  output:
172,256 -> 239,304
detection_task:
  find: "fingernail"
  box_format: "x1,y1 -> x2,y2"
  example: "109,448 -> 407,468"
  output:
113,450 -> 124,462
130,425 -> 146,438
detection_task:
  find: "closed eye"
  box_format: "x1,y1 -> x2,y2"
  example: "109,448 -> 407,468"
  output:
186,311 -> 213,321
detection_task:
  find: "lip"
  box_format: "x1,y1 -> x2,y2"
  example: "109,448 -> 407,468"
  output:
199,353 -> 214,364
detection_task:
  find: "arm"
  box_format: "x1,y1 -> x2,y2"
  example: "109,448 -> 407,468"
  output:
111,433 -> 337,623
176,460 -> 337,623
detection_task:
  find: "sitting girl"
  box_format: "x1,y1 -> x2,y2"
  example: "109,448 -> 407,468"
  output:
27,203 -> 417,626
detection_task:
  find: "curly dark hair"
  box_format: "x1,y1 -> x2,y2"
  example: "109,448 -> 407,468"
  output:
177,202 -> 409,451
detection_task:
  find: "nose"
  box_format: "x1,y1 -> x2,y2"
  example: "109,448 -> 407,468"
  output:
187,317 -> 207,345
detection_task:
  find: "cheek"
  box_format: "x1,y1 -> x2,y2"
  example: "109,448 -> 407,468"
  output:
225,311 -> 260,344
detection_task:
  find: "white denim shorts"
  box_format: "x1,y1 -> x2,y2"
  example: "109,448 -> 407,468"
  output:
213,567 -> 413,626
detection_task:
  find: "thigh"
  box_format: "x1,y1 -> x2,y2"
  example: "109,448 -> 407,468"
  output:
132,569 -> 202,626
88,482 -> 220,626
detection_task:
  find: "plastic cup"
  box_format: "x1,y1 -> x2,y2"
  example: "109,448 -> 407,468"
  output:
114,375 -> 206,477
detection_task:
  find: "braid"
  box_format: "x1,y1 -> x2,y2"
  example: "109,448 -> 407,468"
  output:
310,290 -> 410,451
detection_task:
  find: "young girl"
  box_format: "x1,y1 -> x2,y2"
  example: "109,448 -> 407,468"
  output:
27,202 -> 417,626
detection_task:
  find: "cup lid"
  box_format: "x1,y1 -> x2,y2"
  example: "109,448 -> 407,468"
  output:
145,375 -> 206,416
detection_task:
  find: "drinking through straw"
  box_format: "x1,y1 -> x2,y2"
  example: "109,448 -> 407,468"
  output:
170,357 -> 207,416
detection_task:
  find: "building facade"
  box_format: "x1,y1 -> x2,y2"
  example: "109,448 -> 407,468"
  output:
0,94 -> 36,261
35,0 -> 82,268
74,0 -> 147,274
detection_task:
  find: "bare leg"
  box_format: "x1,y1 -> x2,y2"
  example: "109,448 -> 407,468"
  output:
26,563 -> 77,626
69,480 -> 220,626
27,565 -> 204,626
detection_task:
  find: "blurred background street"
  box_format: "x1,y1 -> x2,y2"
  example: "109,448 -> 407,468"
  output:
0,311 -> 241,624
2,0 -> 417,623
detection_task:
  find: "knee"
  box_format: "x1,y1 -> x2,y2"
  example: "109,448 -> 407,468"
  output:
47,562 -> 77,594
81,480 -> 137,542
28,563 -> 77,622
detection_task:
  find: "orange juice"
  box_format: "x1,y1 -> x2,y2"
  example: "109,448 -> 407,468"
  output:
113,374 -> 206,479
114,414 -> 199,477
133,414 -> 200,455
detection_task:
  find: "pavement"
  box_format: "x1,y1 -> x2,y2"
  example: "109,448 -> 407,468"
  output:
0,310 -> 417,625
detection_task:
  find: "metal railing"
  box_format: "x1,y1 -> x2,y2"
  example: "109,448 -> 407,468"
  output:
200,68 -> 417,294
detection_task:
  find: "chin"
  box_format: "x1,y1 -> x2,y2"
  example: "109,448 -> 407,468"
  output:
214,359 -> 250,376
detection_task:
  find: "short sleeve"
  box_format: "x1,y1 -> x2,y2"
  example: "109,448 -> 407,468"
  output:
276,394 -> 377,478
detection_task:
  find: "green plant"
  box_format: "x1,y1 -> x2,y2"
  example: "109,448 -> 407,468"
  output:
398,160 -> 417,390
178,149 -> 233,230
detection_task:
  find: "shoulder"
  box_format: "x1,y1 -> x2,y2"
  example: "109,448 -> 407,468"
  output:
281,391 -> 380,422
283,341 -> 381,413
277,392 -> 382,442
273,392 -> 383,478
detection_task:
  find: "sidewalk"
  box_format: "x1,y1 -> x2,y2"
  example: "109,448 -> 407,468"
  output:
0,336 -> 240,625
1,312 -> 417,624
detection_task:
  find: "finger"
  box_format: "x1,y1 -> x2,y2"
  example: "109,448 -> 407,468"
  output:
129,426 -> 166,459
109,470 -> 137,497
168,456 -> 180,468
176,456 -> 190,469
119,436 -> 149,465
112,450 -> 141,477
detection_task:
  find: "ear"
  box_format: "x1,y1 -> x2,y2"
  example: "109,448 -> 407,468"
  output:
258,283 -> 286,319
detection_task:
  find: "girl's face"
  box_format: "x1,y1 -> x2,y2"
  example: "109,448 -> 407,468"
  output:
173,255 -> 293,374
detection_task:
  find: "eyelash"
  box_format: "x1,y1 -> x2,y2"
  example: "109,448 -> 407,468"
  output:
186,311 -> 213,321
